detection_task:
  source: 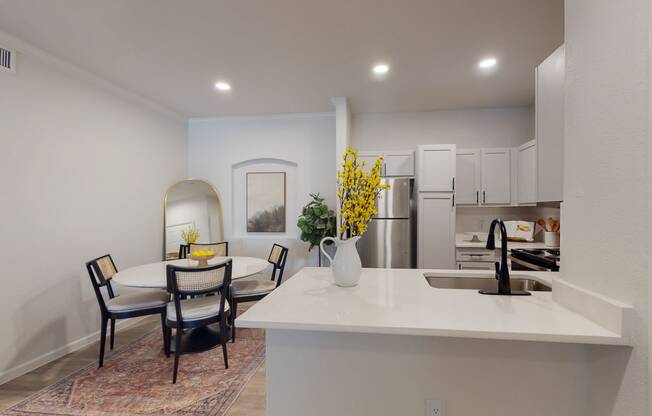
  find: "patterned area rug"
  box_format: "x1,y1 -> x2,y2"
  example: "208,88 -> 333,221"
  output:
2,312 -> 264,416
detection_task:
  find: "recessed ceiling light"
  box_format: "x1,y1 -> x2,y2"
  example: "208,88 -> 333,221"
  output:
215,81 -> 231,91
372,63 -> 390,75
478,58 -> 497,69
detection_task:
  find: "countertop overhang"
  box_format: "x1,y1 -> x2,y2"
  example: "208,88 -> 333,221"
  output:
237,267 -> 632,346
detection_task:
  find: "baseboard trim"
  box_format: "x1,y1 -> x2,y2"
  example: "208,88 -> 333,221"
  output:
0,317 -> 147,386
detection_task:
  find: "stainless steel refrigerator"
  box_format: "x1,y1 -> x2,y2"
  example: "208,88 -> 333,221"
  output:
358,177 -> 416,268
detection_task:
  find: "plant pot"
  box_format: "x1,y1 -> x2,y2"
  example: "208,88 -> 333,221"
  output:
319,236 -> 362,287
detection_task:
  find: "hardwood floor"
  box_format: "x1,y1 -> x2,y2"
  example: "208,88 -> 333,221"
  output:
0,316 -> 266,415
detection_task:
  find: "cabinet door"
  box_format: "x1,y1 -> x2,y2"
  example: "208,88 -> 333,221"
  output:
536,44 -> 565,202
517,140 -> 537,204
455,149 -> 481,205
481,149 -> 511,205
384,151 -> 414,176
417,193 -> 455,269
358,151 -> 384,173
416,145 -> 456,192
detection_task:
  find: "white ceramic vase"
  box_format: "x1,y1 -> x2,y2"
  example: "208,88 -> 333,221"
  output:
319,236 -> 362,287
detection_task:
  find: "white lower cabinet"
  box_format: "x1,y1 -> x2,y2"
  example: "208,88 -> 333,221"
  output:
455,247 -> 496,270
417,193 -> 455,269
457,261 -> 495,270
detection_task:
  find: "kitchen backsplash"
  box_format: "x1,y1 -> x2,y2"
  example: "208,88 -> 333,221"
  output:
456,206 -> 561,241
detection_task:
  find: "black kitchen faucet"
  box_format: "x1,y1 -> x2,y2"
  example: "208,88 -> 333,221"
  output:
479,218 -> 531,296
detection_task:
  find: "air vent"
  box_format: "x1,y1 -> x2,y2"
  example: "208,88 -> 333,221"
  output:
0,46 -> 16,73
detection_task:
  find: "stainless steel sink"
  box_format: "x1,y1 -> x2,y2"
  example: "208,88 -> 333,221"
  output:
424,274 -> 551,292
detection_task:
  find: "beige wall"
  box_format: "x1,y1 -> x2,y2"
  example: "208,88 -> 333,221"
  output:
563,1 -> 649,414
0,34 -> 187,382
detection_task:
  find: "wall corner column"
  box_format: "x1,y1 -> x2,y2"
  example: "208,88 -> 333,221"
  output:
331,96 -> 351,227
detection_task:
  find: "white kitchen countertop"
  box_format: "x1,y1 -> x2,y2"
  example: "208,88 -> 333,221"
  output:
237,267 -> 626,346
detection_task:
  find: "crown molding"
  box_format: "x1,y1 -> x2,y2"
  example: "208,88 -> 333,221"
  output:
189,111 -> 334,123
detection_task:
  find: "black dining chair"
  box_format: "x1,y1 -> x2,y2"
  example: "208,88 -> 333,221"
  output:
188,241 -> 229,257
178,244 -> 189,259
229,244 -> 288,342
165,260 -> 232,383
86,254 -> 170,367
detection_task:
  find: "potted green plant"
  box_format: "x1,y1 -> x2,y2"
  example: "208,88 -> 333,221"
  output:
297,193 -> 337,266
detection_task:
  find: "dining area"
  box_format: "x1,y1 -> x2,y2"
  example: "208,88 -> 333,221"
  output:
85,179 -> 289,384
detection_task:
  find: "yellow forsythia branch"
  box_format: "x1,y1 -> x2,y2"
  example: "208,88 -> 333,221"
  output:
181,226 -> 200,244
336,147 -> 390,238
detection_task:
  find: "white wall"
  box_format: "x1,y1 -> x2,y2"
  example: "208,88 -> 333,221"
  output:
563,1 -> 649,415
188,114 -> 336,276
0,34 -> 187,382
351,106 -> 534,151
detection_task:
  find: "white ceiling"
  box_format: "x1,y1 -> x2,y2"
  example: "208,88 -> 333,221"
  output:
0,0 -> 563,117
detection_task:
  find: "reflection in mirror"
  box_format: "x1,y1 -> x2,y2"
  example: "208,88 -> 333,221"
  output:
164,179 -> 224,260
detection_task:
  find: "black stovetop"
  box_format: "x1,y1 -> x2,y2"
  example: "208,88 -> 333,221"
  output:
511,248 -> 560,271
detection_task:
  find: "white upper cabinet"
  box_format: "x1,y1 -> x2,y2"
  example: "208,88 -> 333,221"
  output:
455,149 -> 481,205
536,44 -> 565,202
416,144 -> 456,192
358,150 -> 414,176
383,150 -> 415,176
358,151 -> 384,172
517,140 -> 537,205
481,148 -> 511,205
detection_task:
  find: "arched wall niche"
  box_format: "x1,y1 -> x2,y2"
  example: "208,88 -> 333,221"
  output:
231,158 -> 299,238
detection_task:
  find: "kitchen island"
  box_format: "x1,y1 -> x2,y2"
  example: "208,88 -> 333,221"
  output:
237,267 -> 632,416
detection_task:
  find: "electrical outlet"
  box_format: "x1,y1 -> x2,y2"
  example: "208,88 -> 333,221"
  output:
426,399 -> 444,416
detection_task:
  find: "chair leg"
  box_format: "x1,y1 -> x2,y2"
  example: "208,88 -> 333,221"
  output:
110,318 -> 116,350
231,300 -> 237,343
165,327 -> 172,357
172,326 -> 182,384
99,316 -> 108,368
160,313 -> 169,356
222,334 -> 229,369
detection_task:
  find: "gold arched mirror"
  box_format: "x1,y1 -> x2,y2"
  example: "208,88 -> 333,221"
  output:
163,179 -> 224,260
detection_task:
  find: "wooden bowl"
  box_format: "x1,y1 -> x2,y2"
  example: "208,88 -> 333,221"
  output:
189,253 -> 215,267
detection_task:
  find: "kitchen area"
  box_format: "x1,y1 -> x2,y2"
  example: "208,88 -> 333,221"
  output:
357,47 -> 565,276
236,32 -> 641,415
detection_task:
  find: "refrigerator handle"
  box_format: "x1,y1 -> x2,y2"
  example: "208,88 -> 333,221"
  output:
452,177 -> 455,191
452,194 -> 455,207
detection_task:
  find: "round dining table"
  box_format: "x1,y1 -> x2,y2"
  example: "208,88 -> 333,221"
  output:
113,256 -> 269,288
113,256 -> 269,351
